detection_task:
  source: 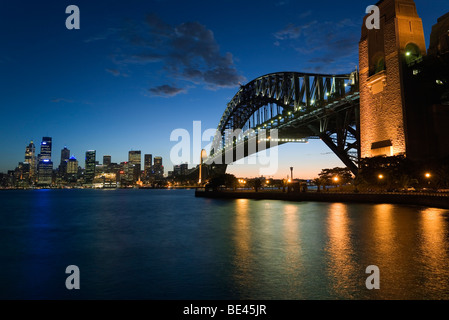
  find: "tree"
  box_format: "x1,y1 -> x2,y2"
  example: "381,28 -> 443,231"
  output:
207,173 -> 237,191
248,178 -> 262,192
313,178 -> 323,192
318,167 -> 353,188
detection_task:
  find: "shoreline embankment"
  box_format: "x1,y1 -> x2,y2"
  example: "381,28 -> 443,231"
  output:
195,189 -> 449,210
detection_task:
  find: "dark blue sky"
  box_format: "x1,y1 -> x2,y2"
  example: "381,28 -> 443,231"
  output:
1,0 -> 448,178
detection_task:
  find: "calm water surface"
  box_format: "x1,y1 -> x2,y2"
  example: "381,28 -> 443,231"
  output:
1,189 -> 449,300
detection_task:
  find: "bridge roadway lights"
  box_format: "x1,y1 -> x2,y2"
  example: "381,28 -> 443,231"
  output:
206,71 -> 361,178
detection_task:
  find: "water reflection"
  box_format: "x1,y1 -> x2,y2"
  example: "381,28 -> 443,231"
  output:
418,208 -> 449,298
370,204 -> 402,298
325,203 -> 356,299
233,199 -> 254,295
283,204 -> 301,268
281,204 -> 303,298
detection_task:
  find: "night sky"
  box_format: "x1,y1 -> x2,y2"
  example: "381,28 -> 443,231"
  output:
1,0 -> 448,179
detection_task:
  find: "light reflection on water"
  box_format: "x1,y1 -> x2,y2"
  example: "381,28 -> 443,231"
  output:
1,189 -> 449,300
326,203 -> 357,299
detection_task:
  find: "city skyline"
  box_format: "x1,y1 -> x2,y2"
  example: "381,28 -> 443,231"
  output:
1,0 -> 448,179
13,137 -> 164,169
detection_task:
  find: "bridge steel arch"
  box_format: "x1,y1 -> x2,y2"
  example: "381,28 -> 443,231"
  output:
203,71 -> 360,178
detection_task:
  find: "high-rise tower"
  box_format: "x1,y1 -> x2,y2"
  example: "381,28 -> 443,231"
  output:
144,154 -> 152,178
153,156 -> 164,178
24,141 -> 36,179
85,150 -> 96,184
59,146 -> 70,177
37,137 -> 53,185
103,155 -> 112,166
128,150 -> 141,182
39,137 -> 52,160
359,0 -> 426,158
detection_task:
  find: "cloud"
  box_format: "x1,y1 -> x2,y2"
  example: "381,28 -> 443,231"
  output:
84,28 -> 119,43
105,68 -> 128,77
273,18 -> 359,73
148,85 -> 186,97
274,21 -> 318,41
51,98 -> 74,103
299,10 -> 312,19
116,14 -> 246,94
106,68 -> 121,76
275,0 -> 290,6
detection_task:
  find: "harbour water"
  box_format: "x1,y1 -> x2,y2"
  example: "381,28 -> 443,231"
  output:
1,189 -> 449,300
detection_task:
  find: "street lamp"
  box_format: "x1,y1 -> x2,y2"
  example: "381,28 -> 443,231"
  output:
378,174 -> 384,180
199,149 -> 207,185
425,172 -> 431,186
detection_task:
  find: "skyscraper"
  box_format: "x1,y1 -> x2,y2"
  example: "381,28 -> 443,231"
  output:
24,141 -> 36,180
39,137 -> 52,160
153,156 -> 164,178
128,150 -> 141,182
103,155 -> 111,166
144,154 -> 152,178
85,150 -> 96,184
66,156 -> 79,183
37,137 -> 53,185
59,146 -> 70,177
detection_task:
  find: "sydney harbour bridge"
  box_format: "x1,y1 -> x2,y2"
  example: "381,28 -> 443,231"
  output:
191,0 -> 449,182
201,71 -> 361,177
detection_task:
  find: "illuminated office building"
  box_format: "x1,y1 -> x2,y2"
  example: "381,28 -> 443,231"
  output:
153,156 -> 164,178
37,137 -> 53,185
128,150 -> 141,182
24,141 -> 36,179
59,146 -> 70,177
103,155 -> 111,166
85,150 -> 96,184
144,154 -> 152,178
66,156 -> 79,182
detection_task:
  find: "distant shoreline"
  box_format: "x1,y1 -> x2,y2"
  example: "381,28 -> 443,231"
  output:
195,189 -> 449,210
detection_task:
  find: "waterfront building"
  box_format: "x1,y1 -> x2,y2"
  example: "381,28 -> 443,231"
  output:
66,156 -> 79,183
24,141 -> 36,180
103,155 -> 111,166
37,137 -> 53,186
144,154 -> 152,178
39,137 -> 52,160
59,146 -> 70,178
84,150 -> 96,184
128,150 -> 141,182
153,156 -> 164,178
